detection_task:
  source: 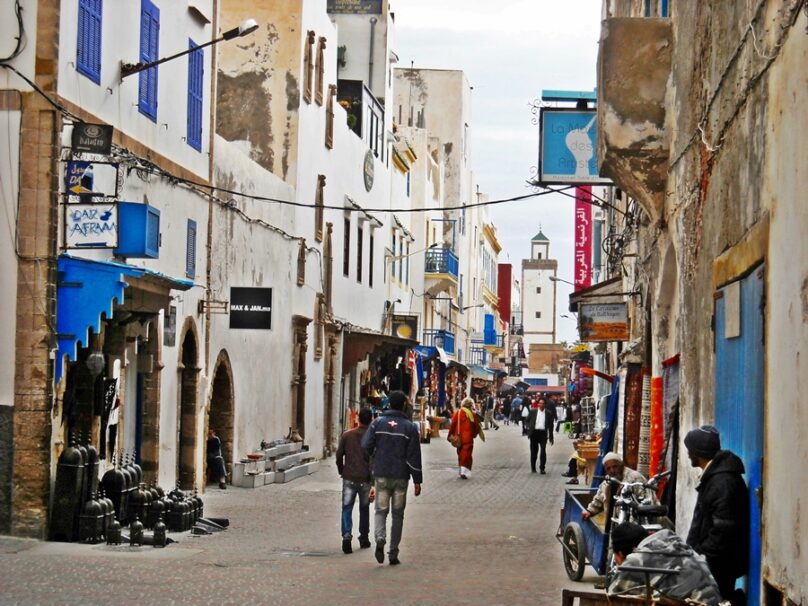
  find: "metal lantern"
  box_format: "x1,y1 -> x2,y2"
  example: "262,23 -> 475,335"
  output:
152,514 -> 167,548
129,515 -> 144,546
106,517 -> 122,545
78,494 -> 105,543
49,440 -> 86,542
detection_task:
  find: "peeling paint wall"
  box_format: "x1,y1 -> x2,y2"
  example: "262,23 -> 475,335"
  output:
218,0 -> 303,183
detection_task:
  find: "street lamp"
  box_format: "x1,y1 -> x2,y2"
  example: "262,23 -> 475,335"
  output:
549,276 -> 575,287
120,19 -> 259,79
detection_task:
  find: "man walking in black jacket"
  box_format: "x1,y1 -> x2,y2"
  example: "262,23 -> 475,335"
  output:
526,398 -> 555,474
685,425 -> 750,605
361,390 -> 423,566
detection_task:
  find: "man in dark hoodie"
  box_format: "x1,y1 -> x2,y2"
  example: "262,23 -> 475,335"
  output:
685,425 -> 750,604
361,390 -> 423,566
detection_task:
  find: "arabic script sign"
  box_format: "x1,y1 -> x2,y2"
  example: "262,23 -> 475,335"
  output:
574,186 -> 592,290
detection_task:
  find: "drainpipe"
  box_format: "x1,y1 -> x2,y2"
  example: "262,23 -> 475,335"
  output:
204,0 -> 219,376
368,17 -> 377,90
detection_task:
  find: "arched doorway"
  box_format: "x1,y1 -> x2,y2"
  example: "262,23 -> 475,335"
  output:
207,351 -> 234,485
177,323 -> 200,490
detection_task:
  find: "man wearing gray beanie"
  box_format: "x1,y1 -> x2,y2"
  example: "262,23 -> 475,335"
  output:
684,425 -> 749,605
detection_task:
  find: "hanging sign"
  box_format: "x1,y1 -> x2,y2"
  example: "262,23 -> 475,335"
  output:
71,122 -> 113,155
363,149 -> 375,192
229,287 -> 272,329
574,186 -> 593,289
538,108 -> 611,185
65,203 -> 118,248
327,0 -> 382,14
391,314 -> 418,340
65,161 -> 94,194
579,302 -> 629,342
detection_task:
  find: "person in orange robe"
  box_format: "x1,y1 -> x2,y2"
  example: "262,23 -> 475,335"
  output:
448,397 -> 485,479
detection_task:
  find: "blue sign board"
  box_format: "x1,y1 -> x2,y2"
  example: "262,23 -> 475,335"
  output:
65,161 -> 94,194
539,108 -> 611,185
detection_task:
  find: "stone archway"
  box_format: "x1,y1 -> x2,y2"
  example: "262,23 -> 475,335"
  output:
207,351 -> 234,485
177,319 -> 200,490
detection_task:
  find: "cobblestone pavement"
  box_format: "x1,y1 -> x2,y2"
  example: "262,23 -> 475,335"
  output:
0,424 -> 602,605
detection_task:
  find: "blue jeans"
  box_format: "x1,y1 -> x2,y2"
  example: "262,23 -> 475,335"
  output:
374,477 -> 408,557
341,479 -> 371,540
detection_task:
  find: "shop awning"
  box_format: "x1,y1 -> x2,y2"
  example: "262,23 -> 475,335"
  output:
56,254 -> 193,384
568,276 -> 624,312
341,325 -> 418,374
468,364 -> 494,381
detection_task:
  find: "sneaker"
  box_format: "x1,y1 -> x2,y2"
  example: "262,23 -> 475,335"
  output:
460,473 -> 468,479
342,538 -> 352,554
389,556 -> 401,566
219,481 -> 227,489
375,542 -> 385,563
540,469 -> 546,475
566,478 -> 580,485
358,536 -> 371,549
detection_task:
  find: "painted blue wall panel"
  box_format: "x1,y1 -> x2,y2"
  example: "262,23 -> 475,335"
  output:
714,265 -> 764,604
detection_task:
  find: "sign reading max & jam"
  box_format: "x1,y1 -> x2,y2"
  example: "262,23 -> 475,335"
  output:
229,287 -> 272,330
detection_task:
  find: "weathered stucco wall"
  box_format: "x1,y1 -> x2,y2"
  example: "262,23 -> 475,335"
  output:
626,2 -> 808,600
218,0 -> 303,183
760,6 -> 808,599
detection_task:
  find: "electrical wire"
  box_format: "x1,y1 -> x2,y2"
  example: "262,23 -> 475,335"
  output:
0,1 -> 25,63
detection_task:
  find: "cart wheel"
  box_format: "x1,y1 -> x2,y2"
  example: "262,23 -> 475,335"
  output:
562,522 -> 586,581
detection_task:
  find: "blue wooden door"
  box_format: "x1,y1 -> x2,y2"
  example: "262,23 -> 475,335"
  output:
714,265 -> 764,604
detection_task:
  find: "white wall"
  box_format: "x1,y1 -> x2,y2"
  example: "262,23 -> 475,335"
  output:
0,1 -> 37,88
57,0 -> 214,179
0,110 -> 20,407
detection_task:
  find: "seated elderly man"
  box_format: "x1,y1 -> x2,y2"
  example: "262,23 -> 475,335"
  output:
581,452 -> 651,521
608,523 -> 722,605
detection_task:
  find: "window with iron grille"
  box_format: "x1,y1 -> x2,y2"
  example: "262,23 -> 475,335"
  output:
186,219 -> 196,278
186,40 -> 203,151
77,0 -> 102,84
138,0 -> 160,121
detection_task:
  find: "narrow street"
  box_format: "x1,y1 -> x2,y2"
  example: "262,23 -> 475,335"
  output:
0,425 -> 594,606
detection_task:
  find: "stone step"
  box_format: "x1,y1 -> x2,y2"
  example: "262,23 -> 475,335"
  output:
233,459 -> 266,478
263,442 -> 302,459
271,451 -> 307,472
231,470 -> 275,488
274,460 -> 318,484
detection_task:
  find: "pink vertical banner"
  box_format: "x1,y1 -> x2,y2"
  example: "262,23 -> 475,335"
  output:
574,186 -> 592,289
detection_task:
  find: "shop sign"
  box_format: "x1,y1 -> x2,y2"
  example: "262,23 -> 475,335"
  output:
391,314 -> 418,340
363,149 -> 374,191
579,302 -> 629,342
574,186 -> 592,289
163,305 -> 177,347
538,108 -> 611,185
327,0 -> 382,14
64,161 -> 120,202
71,122 -> 113,155
229,287 -> 272,330
65,203 -> 118,248
65,161 -> 94,194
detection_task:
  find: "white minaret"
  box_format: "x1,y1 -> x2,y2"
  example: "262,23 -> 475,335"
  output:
521,229 -> 558,350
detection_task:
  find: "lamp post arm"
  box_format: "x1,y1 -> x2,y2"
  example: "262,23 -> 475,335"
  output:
121,35 -> 224,79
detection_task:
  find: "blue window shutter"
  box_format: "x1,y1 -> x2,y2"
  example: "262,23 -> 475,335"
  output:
77,0 -> 102,84
186,219 -> 197,278
138,0 -> 160,121
186,40 -> 203,151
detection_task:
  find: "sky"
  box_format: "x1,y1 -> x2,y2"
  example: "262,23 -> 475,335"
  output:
393,1 -> 602,342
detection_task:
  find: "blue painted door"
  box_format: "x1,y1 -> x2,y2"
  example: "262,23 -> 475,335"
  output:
714,265 -> 764,604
